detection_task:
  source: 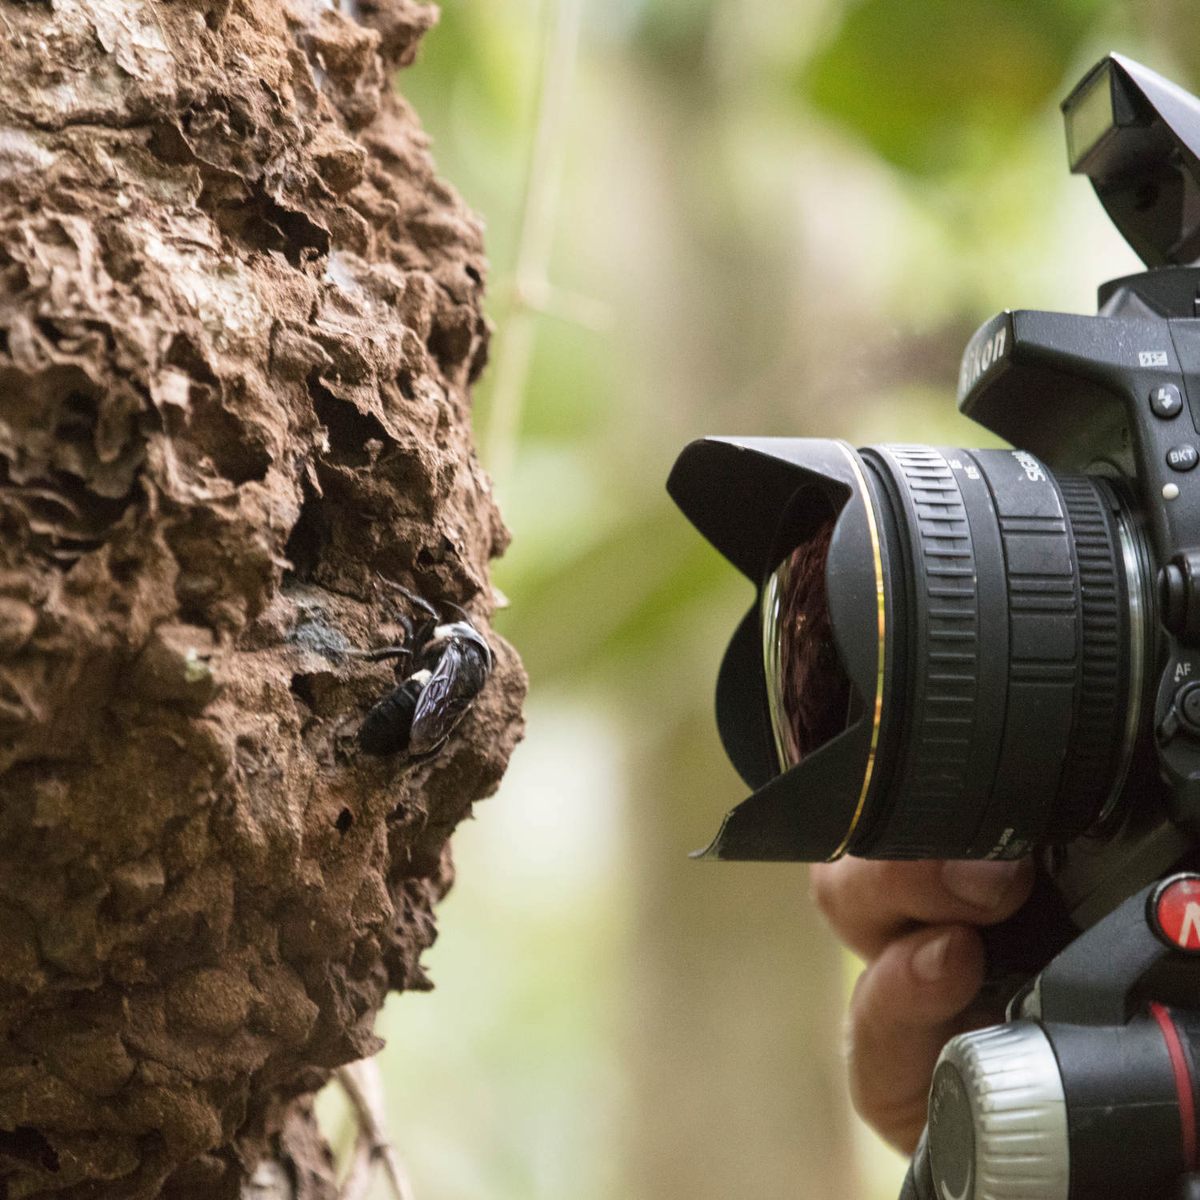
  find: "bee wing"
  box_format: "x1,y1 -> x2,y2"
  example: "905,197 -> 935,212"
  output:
409,641 -> 489,754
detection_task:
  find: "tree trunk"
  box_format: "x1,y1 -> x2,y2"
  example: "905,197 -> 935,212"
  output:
629,712 -> 863,1200
0,0 -> 525,1196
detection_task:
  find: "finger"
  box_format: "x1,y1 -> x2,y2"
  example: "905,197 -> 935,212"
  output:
810,857 -> 1034,961
846,923 -> 986,1154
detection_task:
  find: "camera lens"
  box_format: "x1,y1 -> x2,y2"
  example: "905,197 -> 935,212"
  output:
761,497 -> 854,769
764,444 -> 1152,860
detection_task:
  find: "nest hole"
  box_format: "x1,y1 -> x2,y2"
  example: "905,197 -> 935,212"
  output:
311,379 -> 389,467
0,1127 -> 58,1173
290,673 -> 318,709
192,402 -> 271,484
284,483 -> 330,582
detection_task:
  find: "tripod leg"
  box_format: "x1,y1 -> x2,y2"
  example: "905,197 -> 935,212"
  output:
897,1130 -> 934,1200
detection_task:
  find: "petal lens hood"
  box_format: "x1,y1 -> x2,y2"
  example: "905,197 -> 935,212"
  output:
666,437 -> 888,861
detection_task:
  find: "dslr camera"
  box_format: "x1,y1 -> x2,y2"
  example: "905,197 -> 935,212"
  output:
670,56 -> 1200,1200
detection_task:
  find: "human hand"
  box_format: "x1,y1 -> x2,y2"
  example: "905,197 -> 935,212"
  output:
810,858 -> 1035,1153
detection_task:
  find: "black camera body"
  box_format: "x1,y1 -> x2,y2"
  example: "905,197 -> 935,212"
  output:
960,266 -> 1200,971
670,54 -> 1200,1200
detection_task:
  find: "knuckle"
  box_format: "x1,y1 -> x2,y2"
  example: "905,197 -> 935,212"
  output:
845,973 -> 932,1153
845,1000 -> 889,1114
873,858 -> 928,901
847,960 -> 881,1029
808,862 -> 843,924
849,970 -> 896,1055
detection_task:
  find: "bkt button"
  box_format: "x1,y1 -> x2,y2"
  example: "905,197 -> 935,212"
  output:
1150,874 -> 1200,953
1167,443 -> 1199,472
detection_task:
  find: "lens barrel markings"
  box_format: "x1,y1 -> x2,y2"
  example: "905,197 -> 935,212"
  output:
972,451 -> 1079,853
859,447 -> 1135,859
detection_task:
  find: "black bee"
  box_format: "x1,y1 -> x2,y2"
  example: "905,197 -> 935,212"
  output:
356,584 -> 493,760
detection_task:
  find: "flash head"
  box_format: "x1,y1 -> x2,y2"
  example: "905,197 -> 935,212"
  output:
1063,54 -> 1200,267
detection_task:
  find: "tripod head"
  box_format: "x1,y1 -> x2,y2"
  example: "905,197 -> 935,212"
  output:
899,873 -> 1200,1200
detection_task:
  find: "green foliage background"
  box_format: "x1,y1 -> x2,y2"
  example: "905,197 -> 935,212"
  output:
321,2 -> 1200,1196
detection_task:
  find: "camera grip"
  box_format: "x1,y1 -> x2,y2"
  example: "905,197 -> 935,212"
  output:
977,867 -> 1078,1011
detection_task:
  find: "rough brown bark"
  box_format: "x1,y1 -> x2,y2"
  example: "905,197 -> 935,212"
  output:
0,0 -> 525,1195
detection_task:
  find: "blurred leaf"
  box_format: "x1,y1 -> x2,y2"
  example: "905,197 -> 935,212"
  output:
801,0 -> 1109,174
400,1 -> 542,263
630,0 -> 720,74
405,3 -> 535,129
494,489 -> 743,699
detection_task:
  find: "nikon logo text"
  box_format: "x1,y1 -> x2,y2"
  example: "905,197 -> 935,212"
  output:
959,326 -> 1008,395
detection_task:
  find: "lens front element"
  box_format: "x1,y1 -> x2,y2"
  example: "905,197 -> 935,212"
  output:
762,502 -> 853,770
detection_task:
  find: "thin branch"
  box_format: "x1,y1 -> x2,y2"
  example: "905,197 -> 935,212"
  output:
335,1059 -> 416,1200
335,1131 -> 375,1200
511,278 -> 611,331
242,1159 -> 295,1200
483,0 -> 588,488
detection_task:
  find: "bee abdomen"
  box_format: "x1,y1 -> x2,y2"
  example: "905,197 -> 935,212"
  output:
357,681 -> 420,756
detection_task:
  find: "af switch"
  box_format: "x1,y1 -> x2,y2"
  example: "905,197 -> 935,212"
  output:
1152,383 -> 1184,418
1160,680 -> 1200,744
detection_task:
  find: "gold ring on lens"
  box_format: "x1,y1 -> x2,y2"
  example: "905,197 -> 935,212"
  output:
827,442 -> 886,861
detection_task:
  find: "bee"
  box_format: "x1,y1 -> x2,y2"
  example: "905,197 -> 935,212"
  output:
356,583 -> 493,760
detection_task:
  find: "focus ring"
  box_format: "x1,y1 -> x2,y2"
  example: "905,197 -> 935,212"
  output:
1053,475 -> 1126,839
874,447 -> 979,857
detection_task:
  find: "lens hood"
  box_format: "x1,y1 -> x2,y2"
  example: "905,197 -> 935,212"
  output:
667,437 -> 888,860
